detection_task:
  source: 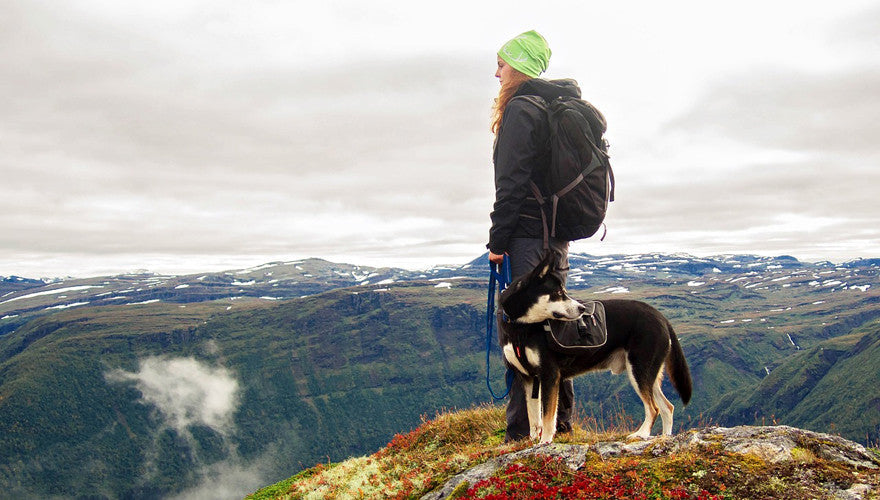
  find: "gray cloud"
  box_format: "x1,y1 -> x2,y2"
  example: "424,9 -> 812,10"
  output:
1,1 -> 494,271
829,3 -> 880,55
638,20 -> 880,261
2,1 -> 879,277
668,68 -> 880,155
666,2 -> 880,159
166,458 -> 272,500
107,356 -> 240,434
603,150 -> 880,261
106,356 -> 273,499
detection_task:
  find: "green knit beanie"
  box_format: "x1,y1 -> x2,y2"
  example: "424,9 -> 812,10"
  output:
498,30 -> 551,78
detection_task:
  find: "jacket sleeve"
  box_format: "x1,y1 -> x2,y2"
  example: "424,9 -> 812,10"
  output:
488,98 -> 545,254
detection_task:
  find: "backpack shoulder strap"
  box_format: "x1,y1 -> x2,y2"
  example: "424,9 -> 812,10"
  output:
517,95 -> 551,250
529,180 -> 550,250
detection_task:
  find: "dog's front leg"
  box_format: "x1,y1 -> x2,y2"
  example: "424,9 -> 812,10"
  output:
522,378 -> 542,441
538,374 -> 560,445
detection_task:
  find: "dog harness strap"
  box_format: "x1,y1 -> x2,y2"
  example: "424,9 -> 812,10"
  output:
531,377 -> 540,399
513,336 -> 530,368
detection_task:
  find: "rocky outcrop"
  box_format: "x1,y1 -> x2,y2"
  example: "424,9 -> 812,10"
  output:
598,425 -> 879,469
423,426 -> 880,500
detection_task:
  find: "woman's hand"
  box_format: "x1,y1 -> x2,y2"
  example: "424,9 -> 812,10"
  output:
489,251 -> 506,264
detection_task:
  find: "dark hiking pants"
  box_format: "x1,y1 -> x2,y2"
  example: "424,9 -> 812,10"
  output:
502,237 -> 574,442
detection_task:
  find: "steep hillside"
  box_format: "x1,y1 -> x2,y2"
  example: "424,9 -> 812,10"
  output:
0,283 -> 496,498
712,320 -> 880,441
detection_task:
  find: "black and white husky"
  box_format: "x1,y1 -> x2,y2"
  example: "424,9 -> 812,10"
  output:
498,251 -> 692,444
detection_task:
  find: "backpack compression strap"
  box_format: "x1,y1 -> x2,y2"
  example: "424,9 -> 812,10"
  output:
548,158 -> 602,238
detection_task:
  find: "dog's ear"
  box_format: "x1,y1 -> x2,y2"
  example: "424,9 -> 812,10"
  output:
499,277 -> 523,307
534,250 -> 558,279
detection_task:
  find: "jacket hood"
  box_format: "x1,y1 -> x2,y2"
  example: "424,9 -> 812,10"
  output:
514,78 -> 581,101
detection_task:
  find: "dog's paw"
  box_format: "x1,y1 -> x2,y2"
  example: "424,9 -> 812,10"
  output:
626,432 -> 651,441
530,426 -> 543,441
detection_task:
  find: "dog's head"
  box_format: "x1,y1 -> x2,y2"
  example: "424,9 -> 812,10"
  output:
500,251 -> 586,324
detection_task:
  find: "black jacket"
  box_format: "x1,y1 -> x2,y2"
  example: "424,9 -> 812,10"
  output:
488,79 -> 582,254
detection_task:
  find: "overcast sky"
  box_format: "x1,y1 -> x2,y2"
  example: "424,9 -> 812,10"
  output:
2,0 -> 879,278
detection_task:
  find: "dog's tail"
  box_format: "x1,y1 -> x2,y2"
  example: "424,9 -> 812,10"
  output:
665,321 -> 692,405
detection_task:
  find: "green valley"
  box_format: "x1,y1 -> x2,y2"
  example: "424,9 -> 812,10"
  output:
0,254 -> 877,498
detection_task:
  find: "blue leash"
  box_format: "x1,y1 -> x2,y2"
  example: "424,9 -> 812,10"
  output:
486,256 -> 515,400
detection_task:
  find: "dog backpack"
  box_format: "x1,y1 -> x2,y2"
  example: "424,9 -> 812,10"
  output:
530,96 -> 615,247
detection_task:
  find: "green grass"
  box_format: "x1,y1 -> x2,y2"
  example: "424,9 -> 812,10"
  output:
246,405 -> 519,499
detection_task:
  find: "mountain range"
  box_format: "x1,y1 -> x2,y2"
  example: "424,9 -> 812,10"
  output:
1,253 -> 878,499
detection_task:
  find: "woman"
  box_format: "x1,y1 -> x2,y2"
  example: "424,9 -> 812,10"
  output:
487,30 -> 579,441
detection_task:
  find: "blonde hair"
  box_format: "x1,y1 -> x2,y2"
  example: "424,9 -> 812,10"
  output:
491,69 -> 533,134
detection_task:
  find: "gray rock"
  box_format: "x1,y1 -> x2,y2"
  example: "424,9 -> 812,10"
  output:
594,438 -> 654,458
694,425 -> 880,469
840,483 -> 872,499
